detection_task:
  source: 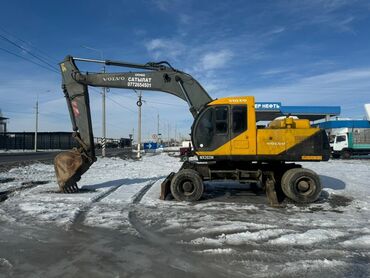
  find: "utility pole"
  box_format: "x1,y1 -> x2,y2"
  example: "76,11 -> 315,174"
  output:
157,113 -> 160,143
102,65 -> 106,157
167,122 -> 170,147
174,123 -> 177,145
136,91 -> 142,159
34,96 -> 39,152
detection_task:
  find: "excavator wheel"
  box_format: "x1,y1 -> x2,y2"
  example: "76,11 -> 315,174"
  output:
170,169 -> 204,202
281,168 -> 322,203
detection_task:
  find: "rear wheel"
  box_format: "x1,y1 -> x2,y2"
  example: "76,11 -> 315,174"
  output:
341,150 -> 351,159
281,168 -> 322,203
170,169 -> 204,202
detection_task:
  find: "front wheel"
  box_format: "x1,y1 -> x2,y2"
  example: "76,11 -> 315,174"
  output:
341,150 -> 351,159
281,168 -> 322,203
170,169 -> 204,202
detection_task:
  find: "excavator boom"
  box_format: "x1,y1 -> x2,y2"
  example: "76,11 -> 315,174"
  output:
55,56 -> 212,192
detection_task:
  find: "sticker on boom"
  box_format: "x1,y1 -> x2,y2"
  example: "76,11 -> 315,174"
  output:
301,155 -> 322,160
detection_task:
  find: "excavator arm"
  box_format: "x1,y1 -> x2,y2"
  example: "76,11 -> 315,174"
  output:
55,55 -> 212,193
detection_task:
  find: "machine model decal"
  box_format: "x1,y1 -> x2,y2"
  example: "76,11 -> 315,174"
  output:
199,155 -> 214,160
266,142 -> 286,146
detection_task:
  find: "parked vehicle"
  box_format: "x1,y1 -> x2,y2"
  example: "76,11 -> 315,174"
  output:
332,129 -> 370,158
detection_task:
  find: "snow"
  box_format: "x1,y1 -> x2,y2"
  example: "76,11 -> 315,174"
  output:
280,259 -> 346,275
194,248 -> 236,255
191,229 -> 294,246
0,153 -> 182,227
268,229 -> 346,246
1,154 -> 370,276
340,235 -> 370,248
0,149 -> 61,153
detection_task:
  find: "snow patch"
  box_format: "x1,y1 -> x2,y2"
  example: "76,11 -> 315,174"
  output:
194,248 -> 236,255
190,229 -> 292,246
340,235 -> 370,249
0,258 -> 13,270
281,259 -> 346,275
268,229 -> 345,245
185,222 -> 278,235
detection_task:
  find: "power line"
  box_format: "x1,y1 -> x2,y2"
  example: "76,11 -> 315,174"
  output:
145,99 -> 186,107
0,33 -> 59,73
0,46 -> 59,74
105,94 -> 137,113
89,87 -> 138,114
0,25 -> 58,65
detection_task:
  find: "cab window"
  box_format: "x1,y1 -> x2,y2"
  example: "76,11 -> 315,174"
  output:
215,106 -> 228,134
232,106 -> 247,133
336,135 -> 346,143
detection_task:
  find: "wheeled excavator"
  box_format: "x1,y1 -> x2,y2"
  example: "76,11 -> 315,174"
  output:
55,56 -> 330,206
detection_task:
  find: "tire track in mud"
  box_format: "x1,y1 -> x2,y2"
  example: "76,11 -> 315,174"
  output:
72,178 -> 161,228
127,181 -> 231,277
0,181 -> 49,203
72,184 -> 125,228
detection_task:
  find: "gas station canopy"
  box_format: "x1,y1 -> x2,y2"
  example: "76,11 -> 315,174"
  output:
255,102 -> 341,122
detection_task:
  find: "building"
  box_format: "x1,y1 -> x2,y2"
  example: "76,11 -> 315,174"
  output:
314,104 -> 370,140
0,114 -> 8,134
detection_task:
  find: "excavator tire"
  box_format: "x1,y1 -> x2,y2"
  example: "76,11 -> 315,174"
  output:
281,168 -> 322,203
170,169 -> 204,202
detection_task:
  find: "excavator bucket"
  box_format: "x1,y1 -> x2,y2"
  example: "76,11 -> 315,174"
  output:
54,149 -> 93,193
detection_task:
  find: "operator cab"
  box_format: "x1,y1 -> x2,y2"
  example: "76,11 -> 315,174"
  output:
192,97 -> 255,154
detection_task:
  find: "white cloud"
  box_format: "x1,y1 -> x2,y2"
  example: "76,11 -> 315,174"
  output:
145,38 -> 185,60
198,50 -> 233,71
279,0 -> 365,32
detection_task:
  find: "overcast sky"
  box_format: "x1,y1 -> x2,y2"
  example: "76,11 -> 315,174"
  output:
1,0 -> 370,139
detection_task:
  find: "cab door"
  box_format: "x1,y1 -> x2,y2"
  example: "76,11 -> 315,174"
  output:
192,105 -> 231,155
333,134 -> 348,151
230,105 -> 256,156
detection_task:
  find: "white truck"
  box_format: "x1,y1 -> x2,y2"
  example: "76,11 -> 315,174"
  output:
331,128 -> 370,158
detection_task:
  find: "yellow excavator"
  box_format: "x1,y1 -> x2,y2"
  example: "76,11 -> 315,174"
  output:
55,56 -> 330,206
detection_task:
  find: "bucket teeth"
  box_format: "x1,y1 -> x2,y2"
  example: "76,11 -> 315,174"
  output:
62,182 -> 79,193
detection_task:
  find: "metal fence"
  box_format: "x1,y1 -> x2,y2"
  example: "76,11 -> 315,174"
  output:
0,132 -> 78,150
0,132 -> 133,150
